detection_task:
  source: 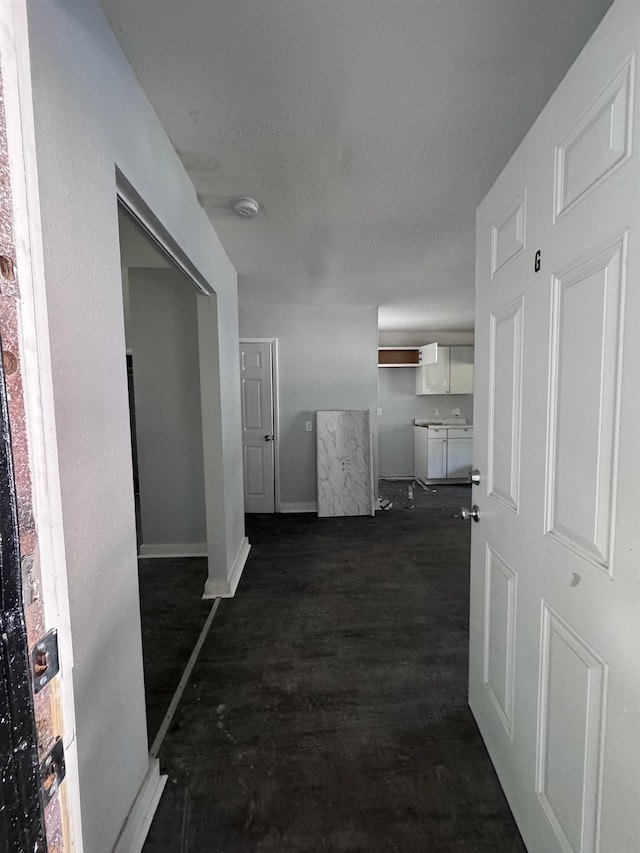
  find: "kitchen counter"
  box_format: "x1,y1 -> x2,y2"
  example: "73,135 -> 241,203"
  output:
414,418 -> 471,427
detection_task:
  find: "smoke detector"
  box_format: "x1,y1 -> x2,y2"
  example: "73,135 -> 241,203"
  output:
231,197 -> 260,218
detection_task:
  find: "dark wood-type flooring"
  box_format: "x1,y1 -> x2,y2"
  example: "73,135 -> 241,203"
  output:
141,483 -> 526,852
138,556 -> 211,745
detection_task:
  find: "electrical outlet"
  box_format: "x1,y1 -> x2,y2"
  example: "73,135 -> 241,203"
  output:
305,421 -> 312,432
434,408 -> 440,416
377,408 -> 383,416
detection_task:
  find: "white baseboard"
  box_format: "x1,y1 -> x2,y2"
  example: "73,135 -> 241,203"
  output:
112,758 -> 167,853
279,502 -> 317,513
138,542 -> 207,558
202,536 -> 250,598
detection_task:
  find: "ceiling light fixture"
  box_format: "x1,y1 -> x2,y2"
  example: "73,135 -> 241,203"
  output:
231,197 -> 260,218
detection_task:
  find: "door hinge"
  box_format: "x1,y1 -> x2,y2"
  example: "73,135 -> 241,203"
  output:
39,737 -> 66,805
31,628 -> 60,694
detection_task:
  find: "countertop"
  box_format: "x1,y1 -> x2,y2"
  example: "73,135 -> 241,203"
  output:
414,419 -> 471,428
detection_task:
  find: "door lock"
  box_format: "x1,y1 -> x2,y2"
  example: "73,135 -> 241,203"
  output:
460,505 -> 481,523
264,434 -> 273,441
469,469 -> 481,486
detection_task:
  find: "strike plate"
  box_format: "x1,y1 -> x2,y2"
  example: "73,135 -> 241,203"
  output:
31,628 -> 60,694
40,737 -> 66,805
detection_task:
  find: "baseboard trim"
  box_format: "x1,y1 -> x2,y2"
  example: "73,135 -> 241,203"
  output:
279,502 -> 318,513
149,599 -> 220,759
202,536 -> 250,598
138,542 -> 207,559
112,758 -> 167,853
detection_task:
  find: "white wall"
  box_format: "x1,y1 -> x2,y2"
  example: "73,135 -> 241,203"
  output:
238,302 -> 378,509
377,368 -> 474,476
129,268 -> 206,551
25,1 -> 244,850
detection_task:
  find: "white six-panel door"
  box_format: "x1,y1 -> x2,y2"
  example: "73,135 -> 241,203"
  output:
469,3 -> 640,852
239,340 -> 276,513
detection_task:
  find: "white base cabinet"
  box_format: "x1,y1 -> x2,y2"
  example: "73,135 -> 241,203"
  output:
414,425 -> 473,482
446,436 -> 473,478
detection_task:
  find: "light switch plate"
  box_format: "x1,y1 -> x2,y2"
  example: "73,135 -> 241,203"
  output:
305,421 -> 312,432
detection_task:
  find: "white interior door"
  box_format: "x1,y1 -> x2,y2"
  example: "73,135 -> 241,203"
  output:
469,4 -> 640,852
239,340 -> 276,513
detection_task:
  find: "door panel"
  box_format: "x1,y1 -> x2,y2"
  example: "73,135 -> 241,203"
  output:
470,5 -> 640,852
491,192 -> 526,277
554,57 -> 633,219
545,235 -> 624,572
483,546 -> 517,737
241,378 -> 265,430
488,298 -> 523,513
243,445 -> 265,496
536,604 -> 606,853
239,341 -> 275,513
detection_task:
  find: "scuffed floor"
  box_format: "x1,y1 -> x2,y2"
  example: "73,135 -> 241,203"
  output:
138,557 -> 211,745
143,488 -> 526,852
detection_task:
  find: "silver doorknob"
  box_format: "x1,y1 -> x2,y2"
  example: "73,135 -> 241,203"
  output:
264,434 -> 273,441
469,469 -> 481,486
461,505 -> 480,523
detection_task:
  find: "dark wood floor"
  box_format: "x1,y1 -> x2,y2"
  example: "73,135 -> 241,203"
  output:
141,485 -> 526,852
138,556 -> 211,745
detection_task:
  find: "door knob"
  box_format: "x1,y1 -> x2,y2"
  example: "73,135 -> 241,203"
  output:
264,434 -> 273,441
469,469 -> 481,485
461,505 -> 480,523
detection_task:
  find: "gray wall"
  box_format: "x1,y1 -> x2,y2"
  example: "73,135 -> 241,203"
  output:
377,368 -> 474,476
129,268 -> 206,549
26,1 -> 245,849
239,302 -> 379,509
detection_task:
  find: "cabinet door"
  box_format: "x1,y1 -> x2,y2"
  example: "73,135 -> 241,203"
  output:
419,342 -> 439,364
427,438 -> 447,479
446,437 -> 473,478
449,346 -> 474,394
413,427 -> 429,479
416,347 -> 450,394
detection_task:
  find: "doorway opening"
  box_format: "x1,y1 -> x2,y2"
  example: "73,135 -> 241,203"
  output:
117,202 -> 215,752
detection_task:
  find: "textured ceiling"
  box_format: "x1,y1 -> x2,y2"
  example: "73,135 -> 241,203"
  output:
101,0 -> 612,331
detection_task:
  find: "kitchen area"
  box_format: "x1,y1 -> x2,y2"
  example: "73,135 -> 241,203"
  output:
377,342 -> 474,484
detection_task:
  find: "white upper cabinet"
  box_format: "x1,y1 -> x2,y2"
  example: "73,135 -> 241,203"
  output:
449,346 -> 474,394
416,345 -> 474,394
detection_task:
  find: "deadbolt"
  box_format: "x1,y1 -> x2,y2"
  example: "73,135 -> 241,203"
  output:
469,469 -> 481,486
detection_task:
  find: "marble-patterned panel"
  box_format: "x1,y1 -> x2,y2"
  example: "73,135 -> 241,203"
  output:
316,410 -> 375,517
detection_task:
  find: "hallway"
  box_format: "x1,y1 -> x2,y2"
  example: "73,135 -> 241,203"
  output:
142,487 -> 525,852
